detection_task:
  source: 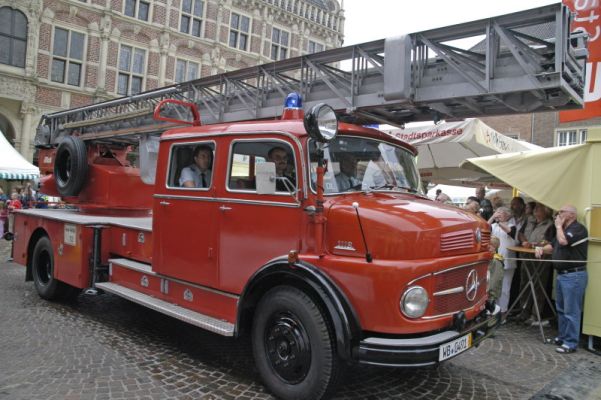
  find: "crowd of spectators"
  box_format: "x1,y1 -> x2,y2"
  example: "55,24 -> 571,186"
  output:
0,183 -> 54,240
458,186 -> 589,354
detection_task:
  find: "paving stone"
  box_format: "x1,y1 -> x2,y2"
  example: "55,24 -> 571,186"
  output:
1,239 -> 600,399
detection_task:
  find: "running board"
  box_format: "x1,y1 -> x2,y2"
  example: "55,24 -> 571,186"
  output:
94,282 -> 235,336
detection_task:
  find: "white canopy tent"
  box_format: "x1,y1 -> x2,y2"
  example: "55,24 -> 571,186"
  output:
384,119 -> 540,186
0,130 -> 39,180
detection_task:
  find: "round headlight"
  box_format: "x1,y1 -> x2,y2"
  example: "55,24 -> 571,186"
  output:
400,286 -> 429,318
304,103 -> 338,142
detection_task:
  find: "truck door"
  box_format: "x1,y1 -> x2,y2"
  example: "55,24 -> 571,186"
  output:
217,137 -> 302,294
153,140 -> 218,288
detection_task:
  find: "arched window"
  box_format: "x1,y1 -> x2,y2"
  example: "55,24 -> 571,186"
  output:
0,7 -> 27,68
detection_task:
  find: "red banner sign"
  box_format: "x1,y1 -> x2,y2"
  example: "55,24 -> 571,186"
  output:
560,0 -> 601,122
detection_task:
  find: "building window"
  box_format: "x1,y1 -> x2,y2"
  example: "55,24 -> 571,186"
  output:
180,0 -> 203,37
307,40 -> 324,54
124,0 -> 150,21
0,7 -> 27,68
557,129 -> 588,146
118,45 -> 145,95
51,27 -> 85,86
175,59 -> 199,83
229,12 -> 250,51
271,28 -> 289,60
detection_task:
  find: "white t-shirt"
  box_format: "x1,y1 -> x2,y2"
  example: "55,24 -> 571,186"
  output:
491,220 -> 517,270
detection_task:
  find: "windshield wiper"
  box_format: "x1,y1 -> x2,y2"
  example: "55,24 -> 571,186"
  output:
368,184 -> 419,193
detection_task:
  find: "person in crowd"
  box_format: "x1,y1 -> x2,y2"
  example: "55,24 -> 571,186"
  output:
476,186 -> 486,203
0,202 -> 7,239
6,192 -> 22,235
488,236 -> 504,304
535,205 -> 588,354
516,203 -> 554,325
267,146 -> 295,191
488,207 -> 517,318
510,197 -> 527,235
0,187 -> 7,203
524,201 -> 537,225
179,145 -> 213,188
479,198 -> 494,221
491,195 -> 504,211
335,153 -> 360,191
464,200 -> 480,215
21,183 -> 35,209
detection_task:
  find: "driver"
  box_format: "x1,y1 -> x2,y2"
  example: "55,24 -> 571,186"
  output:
267,146 -> 295,191
335,153 -> 360,191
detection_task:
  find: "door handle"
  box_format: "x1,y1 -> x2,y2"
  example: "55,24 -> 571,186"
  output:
219,205 -> 232,211
160,201 -> 171,206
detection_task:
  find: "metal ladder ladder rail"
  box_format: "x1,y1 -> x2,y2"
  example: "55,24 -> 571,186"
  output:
34,3 -> 586,147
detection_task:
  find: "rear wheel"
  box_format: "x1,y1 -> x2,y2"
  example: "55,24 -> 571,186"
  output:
31,236 -> 71,300
252,286 -> 340,400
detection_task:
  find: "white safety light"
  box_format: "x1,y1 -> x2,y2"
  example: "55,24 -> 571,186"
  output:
400,286 -> 429,318
303,103 -> 338,142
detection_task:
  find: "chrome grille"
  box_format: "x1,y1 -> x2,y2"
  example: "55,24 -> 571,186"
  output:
431,263 -> 488,316
440,230 -> 474,252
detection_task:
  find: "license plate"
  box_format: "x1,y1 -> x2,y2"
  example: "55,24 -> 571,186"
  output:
439,333 -> 472,361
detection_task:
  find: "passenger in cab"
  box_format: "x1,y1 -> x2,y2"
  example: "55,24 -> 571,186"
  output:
180,145 -> 213,188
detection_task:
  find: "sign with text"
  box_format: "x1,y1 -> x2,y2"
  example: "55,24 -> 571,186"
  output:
560,0 -> 601,122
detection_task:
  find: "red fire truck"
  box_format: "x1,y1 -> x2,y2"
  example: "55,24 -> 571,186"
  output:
11,4 -> 586,400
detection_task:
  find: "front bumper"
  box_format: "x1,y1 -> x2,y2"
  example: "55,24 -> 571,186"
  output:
354,305 -> 501,367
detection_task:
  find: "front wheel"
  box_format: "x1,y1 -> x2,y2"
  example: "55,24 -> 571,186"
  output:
31,236 -> 71,300
252,286 -> 340,400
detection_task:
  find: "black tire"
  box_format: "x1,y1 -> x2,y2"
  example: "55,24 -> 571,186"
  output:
31,236 -> 70,300
252,286 -> 340,400
54,136 -> 88,197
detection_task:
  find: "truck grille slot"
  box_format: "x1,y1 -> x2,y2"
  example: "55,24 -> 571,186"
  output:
480,230 -> 491,248
440,230 -> 474,252
431,263 -> 488,316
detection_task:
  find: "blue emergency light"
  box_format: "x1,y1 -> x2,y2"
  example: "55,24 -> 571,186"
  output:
284,92 -> 302,109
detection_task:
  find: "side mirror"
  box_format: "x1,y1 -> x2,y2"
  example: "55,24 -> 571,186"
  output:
256,162 -> 276,194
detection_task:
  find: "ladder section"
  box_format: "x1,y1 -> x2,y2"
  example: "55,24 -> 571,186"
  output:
35,3 -> 586,146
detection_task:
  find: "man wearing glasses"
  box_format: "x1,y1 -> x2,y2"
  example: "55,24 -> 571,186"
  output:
535,205 -> 588,354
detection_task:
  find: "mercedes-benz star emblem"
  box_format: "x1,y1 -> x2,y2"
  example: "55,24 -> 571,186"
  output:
475,228 -> 482,243
465,269 -> 479,301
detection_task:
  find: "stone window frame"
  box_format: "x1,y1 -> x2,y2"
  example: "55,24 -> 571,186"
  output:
0,7 -> 28,68
307,40 -> 324,54
270,26 -> 290,61
117,44 -> 146,95
228,11 -> 251,52
123,0 -> 151,22
175,58 -> 200,83
50,26 -> 87,87
179,0 -> 204,38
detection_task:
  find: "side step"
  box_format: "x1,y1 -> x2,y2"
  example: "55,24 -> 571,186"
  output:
95,282 -> 235,337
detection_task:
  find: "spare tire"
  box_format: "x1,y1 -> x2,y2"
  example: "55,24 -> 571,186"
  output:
54,136 -> 88,197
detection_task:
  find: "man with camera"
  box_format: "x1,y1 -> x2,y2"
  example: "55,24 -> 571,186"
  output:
535,205 -> 588,354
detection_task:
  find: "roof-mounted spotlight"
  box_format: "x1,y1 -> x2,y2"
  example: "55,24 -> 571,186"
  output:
303,103 -> 338,142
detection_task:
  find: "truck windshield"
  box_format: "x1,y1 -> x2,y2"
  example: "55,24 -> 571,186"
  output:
309,136 -> 423,195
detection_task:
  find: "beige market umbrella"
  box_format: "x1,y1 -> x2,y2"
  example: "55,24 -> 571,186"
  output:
384,119 -> 540,185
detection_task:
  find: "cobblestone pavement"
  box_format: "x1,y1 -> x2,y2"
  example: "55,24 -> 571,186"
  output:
1,240 -> 600,400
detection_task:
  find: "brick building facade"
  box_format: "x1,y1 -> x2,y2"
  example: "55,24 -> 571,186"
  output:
0,0 -> 344,161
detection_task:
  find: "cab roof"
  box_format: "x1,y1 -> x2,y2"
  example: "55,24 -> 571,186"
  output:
161,118 -> 418,155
